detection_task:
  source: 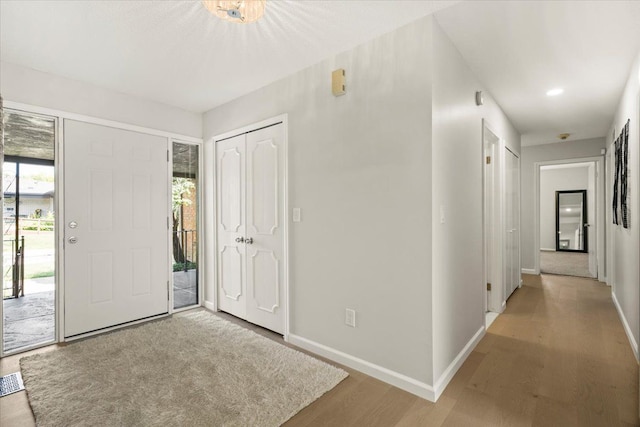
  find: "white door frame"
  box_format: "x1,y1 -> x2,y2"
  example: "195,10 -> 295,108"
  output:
533,156 -> 606,280
1,101 -> 201,354
482,119 -> 505,316
504,146 -> 522,299
206,114 -> 290,340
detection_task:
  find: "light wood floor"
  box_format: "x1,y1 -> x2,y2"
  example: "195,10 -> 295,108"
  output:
2,274 -> 638,426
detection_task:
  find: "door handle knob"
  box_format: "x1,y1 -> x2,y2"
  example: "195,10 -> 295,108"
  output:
245,237 -> 253,244
69,221 -> 78,229
68,236 -> 78,244
235,237 -> 245,243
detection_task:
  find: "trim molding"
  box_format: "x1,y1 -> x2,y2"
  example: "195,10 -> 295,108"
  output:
64,313 -> 169,342
521,268 -> 537,275
540,248 -> 555,252
203,300 -> 216,312
288,334 -> 436,402
612,291 -> 639,361
433,326 -> 485,400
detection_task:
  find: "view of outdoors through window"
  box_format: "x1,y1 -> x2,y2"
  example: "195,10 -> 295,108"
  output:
3,161 -> 56,352
2,110 -> 56,353
172,142 -> 198,309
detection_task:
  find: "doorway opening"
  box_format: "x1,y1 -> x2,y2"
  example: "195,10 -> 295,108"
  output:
538,162 -> 597,278
483,121 -> 501,327
2,109 -> 57,355
172,141 -> 199,310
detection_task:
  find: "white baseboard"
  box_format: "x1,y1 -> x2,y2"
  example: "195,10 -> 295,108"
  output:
521,268 -> 537,275
540,248 -> 555,252
287,334 -> 436,402
612,291 -> 639,361
432,326 -> 485,400
203,300 -> 216,312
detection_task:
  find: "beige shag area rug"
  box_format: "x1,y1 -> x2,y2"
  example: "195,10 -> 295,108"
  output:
20,311 -> 347,427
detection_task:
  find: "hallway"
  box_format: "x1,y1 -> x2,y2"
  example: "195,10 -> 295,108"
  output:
462,274 -> 638,426
287,273 -> 639,426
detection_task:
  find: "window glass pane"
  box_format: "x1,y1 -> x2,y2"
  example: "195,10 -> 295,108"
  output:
172,142 -> 198,309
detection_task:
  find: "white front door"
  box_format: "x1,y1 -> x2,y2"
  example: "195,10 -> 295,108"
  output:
216,123 -> 285,334
64,120 -> 169,337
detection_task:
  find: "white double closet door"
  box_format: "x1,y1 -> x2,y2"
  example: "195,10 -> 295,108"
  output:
216,123 -> 285,335
64,120 -> 169,337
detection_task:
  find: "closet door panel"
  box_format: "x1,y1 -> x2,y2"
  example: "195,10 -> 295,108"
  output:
216,134 -> 247,319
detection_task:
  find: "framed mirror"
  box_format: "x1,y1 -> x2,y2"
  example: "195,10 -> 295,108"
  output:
555,190 -> 588,252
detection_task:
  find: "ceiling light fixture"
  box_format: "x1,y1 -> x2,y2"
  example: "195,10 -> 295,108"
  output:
546,88 -> 564,97
566,208 -> 572,212
202,0 -> 266,24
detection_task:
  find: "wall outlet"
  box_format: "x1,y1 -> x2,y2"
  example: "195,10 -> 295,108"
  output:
345,308 -> 356,327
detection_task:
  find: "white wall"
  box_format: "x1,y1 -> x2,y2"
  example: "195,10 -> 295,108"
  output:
539,166 -> 589,250
204,17 -> 435,388
0,61 -> 202,138
607,51 -> 640,359
520,138 -> 605,270
431,19 -> 520,386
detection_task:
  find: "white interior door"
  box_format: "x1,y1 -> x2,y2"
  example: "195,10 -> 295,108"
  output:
504,147 -> 520,299
216,123 -> 285,334
245,125 -> 285,334
587,162 -> 597,277
512,151 -> 521,292
216,134 -> 247,320
64,120 -> 169,337
483,124 -> 501,313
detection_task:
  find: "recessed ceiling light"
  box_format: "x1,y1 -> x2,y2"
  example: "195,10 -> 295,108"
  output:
546,88 -> 564,97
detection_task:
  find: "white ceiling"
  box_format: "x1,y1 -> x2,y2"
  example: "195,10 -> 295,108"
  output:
434,1 -> 640,146
2,1 -> 639,146
0,0 -> 457,113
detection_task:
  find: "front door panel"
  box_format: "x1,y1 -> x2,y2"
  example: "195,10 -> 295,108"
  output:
64,120 -> 168,337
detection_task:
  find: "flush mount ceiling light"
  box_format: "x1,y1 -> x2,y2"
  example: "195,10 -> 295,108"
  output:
202,0 -> 266,24
546,87 -> 564,97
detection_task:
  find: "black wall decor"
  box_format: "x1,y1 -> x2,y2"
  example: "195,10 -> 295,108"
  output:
612,119 -> 630,228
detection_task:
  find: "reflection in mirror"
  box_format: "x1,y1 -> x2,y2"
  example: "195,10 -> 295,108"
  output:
556,190 -> 587,252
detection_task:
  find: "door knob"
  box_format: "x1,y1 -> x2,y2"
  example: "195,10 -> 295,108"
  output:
69,221 -> 78,229
235,237 -> 245,243
68,236 -> 78,244
245,237 -> 254,244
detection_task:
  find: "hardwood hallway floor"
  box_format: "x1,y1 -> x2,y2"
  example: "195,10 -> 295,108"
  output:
284,273 -> 639,426
1,274 -> 638,426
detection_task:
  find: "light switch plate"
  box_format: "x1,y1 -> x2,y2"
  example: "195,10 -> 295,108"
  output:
440,205 -> 445,224
293,208 -> 301,222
